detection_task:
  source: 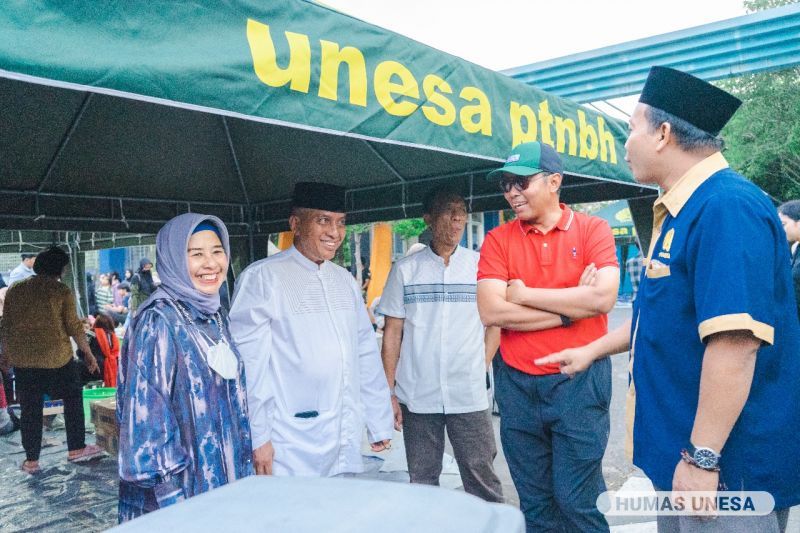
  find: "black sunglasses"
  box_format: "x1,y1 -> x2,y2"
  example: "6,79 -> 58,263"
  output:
498,172 -> 549,194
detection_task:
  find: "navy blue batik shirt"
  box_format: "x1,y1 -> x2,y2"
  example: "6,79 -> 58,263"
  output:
117,298 -> 253,522
630,153 -> 800,510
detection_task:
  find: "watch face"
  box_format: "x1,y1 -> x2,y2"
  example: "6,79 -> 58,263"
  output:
694,448 -> 719,469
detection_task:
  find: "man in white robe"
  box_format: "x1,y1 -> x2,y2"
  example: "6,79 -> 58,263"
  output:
229,182 -> 393,477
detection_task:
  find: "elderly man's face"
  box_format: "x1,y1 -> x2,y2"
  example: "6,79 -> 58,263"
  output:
425,200 -> 467,250
290,208 -> 346,264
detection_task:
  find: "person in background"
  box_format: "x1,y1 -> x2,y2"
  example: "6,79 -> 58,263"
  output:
0,274 -> 7,317
0,365 -> 18,435
778,199 -> 800,321
8,253 -> 36,285
105,283 -> 130,325
0,267 -> 11,427
86,273 -> 98,316
405,242 -> 427,256
95,274 -> 114,312
124,269 -> 133,282
229,182 -> 393,478
625,251 -> 644,302
110,271 -> 122,305
360,255 -> 371,296
117,214 -> 252,522
379,186 -> 504,503
77,317 -> 103,386
91,314 -> 119,387
0,246 -> 103,474
129,258 -> 157,314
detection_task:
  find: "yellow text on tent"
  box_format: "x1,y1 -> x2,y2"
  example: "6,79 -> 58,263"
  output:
246,18 -> 617,164
246,19 -> 491,137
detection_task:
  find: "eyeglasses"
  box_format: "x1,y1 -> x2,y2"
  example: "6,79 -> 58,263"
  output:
498,172 -> 550,194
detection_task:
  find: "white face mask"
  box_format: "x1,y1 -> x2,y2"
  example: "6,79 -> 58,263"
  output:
206,341 -> 238,380
173,301 -> 239,380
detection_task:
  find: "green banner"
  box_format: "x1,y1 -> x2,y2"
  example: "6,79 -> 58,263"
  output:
0,0 -> 633,184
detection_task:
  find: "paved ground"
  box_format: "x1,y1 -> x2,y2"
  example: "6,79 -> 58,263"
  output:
1,306 -> 797,531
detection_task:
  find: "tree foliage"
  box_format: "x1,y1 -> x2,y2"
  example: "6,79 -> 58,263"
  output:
392,218 -> 427,240
744,0 -> 796,11
719,0 -> 800,202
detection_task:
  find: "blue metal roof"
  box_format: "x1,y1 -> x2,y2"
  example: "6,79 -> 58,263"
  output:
504,3 -> 800,103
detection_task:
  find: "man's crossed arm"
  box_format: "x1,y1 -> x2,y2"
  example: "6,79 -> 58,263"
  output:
477,264 -> 619,331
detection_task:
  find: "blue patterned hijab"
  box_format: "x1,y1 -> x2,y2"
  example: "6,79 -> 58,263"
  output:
139,213 -> 230,316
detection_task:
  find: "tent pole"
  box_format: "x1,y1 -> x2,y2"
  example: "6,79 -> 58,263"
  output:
222,116 -> 254,264
35,92 -> 93,195
247,210 -> 255,264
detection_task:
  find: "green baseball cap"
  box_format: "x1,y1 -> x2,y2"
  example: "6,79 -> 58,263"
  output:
487,141 -> 563,180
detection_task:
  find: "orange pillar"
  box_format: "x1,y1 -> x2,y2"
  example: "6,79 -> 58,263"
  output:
366,222 -> 392,307
277,231 -> 294,250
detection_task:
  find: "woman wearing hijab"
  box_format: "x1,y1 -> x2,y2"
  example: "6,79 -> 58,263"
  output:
129,257 -> 157,314
779,200 -> 800,320
117,214 -> 252,522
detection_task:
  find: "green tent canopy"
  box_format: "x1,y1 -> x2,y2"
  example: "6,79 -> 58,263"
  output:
592,200 -> 638,242
0,0 -> 656,255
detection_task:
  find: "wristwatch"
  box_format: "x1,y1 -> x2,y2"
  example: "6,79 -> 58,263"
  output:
681,443 -> 721,471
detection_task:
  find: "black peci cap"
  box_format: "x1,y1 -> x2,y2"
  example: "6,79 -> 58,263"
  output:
639,66 -> 741,136
292,182 -> 347,213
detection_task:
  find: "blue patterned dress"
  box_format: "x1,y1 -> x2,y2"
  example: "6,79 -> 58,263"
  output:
117,298 -> 253,522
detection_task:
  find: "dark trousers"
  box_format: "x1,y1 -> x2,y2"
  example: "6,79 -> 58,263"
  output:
15,360 -> 86,461
495,357 -> 611,533
400,404 -> 504,503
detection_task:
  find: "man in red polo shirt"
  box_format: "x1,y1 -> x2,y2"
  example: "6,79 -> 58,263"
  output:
477,141 -> 619,532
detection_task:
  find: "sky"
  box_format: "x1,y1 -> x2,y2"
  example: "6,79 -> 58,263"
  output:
321,0 -> 748,71
321,0 -> 749,116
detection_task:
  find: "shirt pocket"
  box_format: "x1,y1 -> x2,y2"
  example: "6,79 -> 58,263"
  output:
645,265 -> 671,279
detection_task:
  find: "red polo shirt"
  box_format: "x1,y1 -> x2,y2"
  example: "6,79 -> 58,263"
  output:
478,205 -> 618,375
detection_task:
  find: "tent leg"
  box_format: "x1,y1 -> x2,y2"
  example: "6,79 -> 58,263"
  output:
247,219 -> 255,264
